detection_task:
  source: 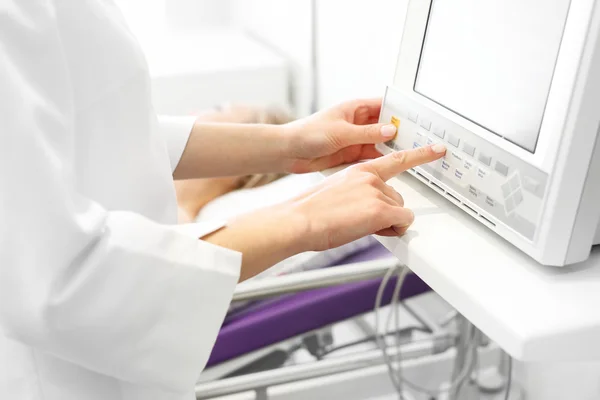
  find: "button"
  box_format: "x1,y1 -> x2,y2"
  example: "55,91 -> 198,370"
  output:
522,176 -> 540,194
441,160 -> 451,171
478,153 -> 492,166
419,118 -> 431,131
415,132 -> 425,144
454,169 -> 464,180
433,126 -> 446,139
495,161 -> 509,176
426,136 -> 436,146
513,190 -> 523,206
463,142 -> 476,156
476,167 -> 488,180
413,142 -> 422,149
468,185 -> 479,197
463,159 -> 474,171
448,134 -> 460,147
391,116 -> 401,128
506,196 -> 516,213
485,196 -> 495,208
408,111 -> 418,123
509,174 -> 520,191
450,151 -> 463,163
501,182 -> 512,197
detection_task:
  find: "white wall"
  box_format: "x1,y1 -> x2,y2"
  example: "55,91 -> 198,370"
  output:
230,0 -> 409,114
231,0 -> 315,116
165,0 -> 232,31
315,0 -> 408,109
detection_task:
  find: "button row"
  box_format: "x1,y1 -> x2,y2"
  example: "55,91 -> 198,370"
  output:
405,110 -> 511,178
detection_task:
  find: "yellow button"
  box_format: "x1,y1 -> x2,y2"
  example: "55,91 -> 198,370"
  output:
391,116 -> 401,128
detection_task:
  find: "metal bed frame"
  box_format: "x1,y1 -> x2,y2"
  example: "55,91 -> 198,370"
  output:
194,260 -> 502,400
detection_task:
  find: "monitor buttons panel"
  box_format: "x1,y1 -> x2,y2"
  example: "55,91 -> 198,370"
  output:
379,87 -> 548,241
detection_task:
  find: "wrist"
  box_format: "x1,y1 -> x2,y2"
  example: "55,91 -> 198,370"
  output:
265,202 -> 313,257
278,122 -> 303,173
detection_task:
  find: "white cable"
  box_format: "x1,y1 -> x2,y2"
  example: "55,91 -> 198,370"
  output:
504,354 -> 513,400
374,265 -> 405,398
374,264 -> 478,398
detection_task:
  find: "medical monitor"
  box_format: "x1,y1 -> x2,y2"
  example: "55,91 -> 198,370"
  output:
376,0 -> 600,266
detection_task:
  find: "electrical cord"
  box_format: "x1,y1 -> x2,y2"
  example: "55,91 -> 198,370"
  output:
374,264 -> 478,398
504,353 -> 513,400
319,326 -> 432,357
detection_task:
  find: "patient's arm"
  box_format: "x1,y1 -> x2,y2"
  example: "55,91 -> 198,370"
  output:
176,177 -> 239,223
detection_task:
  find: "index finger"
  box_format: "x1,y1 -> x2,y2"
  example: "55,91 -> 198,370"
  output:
369,144 -> 446,181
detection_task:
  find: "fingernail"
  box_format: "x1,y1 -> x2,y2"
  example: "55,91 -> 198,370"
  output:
406,209 -> 415,225
431,143 -> 447,154
381,124 -> 397,138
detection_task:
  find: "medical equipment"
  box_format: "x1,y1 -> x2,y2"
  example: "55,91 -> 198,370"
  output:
195,243 -> 511,399
376,0 -> 600,266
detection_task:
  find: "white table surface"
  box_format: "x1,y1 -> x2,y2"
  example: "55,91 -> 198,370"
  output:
325,168 -> 600,362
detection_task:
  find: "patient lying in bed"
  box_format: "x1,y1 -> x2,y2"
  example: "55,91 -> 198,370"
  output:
175,105 -> 376,281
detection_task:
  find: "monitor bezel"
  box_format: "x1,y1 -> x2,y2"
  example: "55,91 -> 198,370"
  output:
392,0 -> 587,176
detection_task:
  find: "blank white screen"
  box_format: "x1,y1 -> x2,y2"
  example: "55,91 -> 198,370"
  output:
414,0 -> 570,152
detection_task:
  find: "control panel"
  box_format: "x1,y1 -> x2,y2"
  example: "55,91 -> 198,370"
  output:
378,87 -> 548,240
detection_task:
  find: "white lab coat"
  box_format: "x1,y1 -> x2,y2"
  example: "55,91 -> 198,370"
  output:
0,1 -> 241,399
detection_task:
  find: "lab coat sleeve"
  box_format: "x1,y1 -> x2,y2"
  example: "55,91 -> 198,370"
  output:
0,2 -> 240,395
158,115 -> 198,172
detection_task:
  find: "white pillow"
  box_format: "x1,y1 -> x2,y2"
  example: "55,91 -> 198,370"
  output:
196,173 -> 376,282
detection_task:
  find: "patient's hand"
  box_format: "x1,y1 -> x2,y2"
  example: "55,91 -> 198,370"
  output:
282,98 -> 397,173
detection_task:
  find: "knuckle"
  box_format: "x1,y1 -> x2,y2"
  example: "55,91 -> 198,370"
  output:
363,124 -> 377,139
397,193 -> 405,207
376,191 -> 390,203
392,151 -> 407,164
370,199 -> 387,215
363,174 -> 380,187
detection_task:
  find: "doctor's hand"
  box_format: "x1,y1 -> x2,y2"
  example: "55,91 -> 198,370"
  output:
289,144 -> 446,251
204,143 -> 445,281
281,98 -> 396,173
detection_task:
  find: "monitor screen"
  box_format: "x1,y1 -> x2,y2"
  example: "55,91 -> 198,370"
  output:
414,0 -> 571,153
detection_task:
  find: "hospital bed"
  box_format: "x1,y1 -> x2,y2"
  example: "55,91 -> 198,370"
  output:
194,174 -> 512,400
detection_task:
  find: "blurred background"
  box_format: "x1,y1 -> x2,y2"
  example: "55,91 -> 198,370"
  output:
114,0 -> 407,118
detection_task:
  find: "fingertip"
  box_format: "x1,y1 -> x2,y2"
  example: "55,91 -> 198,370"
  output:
380,124 -> 397,138
431,143 -> 446,154
405,208 -> 415,226
392,225 -> 409,236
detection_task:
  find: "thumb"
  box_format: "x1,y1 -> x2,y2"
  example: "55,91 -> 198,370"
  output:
343,123 -> 398,146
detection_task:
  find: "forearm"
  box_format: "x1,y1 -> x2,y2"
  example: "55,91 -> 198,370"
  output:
202,204 -> 310,282
173,122 -> 289,180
